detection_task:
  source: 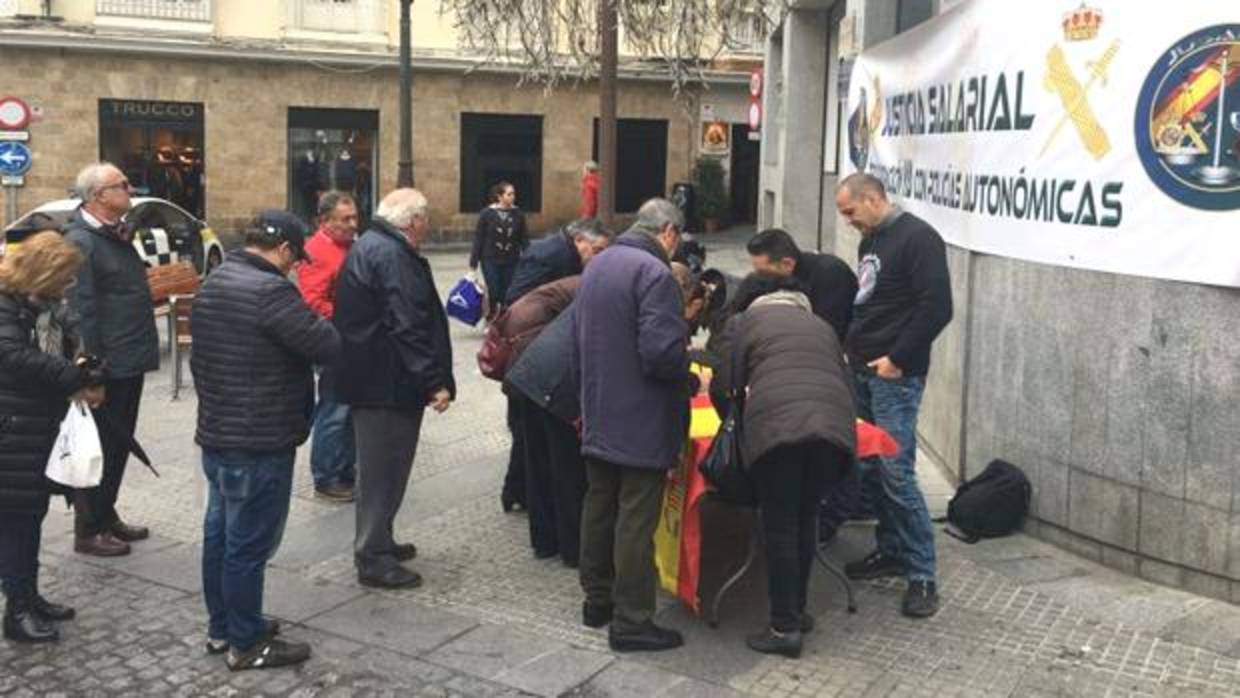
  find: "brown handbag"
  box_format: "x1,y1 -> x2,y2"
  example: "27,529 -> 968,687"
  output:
477,312 -> 514,381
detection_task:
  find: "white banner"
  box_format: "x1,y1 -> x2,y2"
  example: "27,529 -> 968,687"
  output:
843,2 -> 1240,287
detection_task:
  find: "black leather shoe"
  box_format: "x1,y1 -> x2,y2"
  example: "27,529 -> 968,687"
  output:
844,550 -> 906,580
358,566 -> 423,589
3,599 -> 59,644
74,532 -> 131,557
746,627 -> 802,658
227,638 -> 311,671
314,485 -> 355,503
902,580 -> 940,618
582,602 -> 613,628
110,521 -> 150,542
33,595 -> 75,622
501,492 -> 525,513
206,618 -> 282,655
608,622 -> 684,653
393,543 -> 418,562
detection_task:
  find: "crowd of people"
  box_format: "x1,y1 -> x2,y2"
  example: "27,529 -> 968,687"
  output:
0,162 -> 953,670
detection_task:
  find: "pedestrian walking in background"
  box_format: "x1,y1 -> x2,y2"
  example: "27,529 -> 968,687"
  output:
710,272 -> 856,659
579,161 -> 600,219
498,218 -> 610,514
334,188 -> 455,591
191,210 -> 340,670
469,181 -> 528,320
837,173 -> 953,619
0,232 -> 105,644
572,198 -> 690,653
63,162 -> 158,558
298,191 -> 360,503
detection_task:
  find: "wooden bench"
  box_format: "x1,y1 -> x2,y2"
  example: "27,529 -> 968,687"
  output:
146,262 -> 200,400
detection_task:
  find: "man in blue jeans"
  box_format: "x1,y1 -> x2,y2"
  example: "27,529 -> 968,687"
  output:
191,210 -> 340,670
836,173 -> 953,618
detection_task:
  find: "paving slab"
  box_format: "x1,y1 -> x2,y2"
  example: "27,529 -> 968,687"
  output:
427,623 -> 567,680
305,592 -> 479,656
493,646 -> 614,698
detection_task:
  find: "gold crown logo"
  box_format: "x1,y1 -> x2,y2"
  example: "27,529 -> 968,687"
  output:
1062,4 -> 1102,42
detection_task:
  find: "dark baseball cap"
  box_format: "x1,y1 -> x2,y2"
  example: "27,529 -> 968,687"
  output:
254,209 -> 311,262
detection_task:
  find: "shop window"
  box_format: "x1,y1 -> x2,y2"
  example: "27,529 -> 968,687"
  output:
287,107 -> 379,225
592,118 -> 668,213
99,99 -> 205,217
459,113 -> 543,213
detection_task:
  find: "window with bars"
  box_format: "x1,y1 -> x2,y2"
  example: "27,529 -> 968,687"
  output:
724,11 -> 766,53
291,0 -> 386,34
96,0 -> 212,21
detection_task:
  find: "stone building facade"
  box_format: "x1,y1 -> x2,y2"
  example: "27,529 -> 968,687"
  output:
0,0 -> 759,235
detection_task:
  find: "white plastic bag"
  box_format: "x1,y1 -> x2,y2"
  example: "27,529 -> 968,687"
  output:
45,401 -> 104,488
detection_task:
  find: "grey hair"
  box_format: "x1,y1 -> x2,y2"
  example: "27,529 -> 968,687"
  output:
583,160 -> 599,173
839,173 -> 887,200
376,188 -> 428,228
565,217 -> 610,241
317,190 -> 356,219
74,162 -> 121,200
631,198 -> 684,238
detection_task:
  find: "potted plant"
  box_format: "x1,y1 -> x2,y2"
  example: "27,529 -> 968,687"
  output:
693,157 -> 729,233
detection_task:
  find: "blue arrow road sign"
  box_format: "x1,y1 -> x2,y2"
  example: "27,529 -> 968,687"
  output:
0,141 -> 32,177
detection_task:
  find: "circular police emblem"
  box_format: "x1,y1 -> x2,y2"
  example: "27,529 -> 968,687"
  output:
1134,25 -> 1240,211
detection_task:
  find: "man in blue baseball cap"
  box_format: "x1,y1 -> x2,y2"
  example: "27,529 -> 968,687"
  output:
191,209 -> 339,670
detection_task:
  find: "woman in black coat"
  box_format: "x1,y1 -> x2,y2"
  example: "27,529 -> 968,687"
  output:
469,180 -> 529,319
0,231 -> 106,643
712,272 -> 856,659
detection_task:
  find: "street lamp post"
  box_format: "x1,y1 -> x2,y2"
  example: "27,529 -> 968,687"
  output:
398,0 -> 415,187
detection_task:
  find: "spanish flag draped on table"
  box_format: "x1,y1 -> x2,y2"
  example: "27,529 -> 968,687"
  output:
654,392 -> 899,613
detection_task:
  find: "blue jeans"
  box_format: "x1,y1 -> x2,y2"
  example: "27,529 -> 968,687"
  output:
854,372 -> 937,582
311,366 -> 355,489
201,449 -> 294,651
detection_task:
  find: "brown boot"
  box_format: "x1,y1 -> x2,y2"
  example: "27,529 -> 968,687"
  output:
110,520 -> 150,542
74,532 -> 131,557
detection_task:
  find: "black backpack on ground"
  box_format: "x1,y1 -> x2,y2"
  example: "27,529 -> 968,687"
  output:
942,459 -> 1031,544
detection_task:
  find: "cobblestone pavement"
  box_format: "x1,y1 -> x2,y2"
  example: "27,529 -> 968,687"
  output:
5,231 -> 1240,697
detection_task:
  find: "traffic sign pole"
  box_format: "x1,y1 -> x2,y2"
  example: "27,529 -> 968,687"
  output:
4,186 -> 15,230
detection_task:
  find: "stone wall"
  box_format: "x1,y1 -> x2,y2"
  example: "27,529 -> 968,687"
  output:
0,45 -> 711,235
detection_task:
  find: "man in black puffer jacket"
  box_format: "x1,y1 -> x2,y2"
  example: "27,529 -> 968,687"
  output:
190,210 -> 339,672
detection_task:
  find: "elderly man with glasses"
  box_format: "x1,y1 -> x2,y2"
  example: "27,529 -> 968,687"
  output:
63,162 -> 159,558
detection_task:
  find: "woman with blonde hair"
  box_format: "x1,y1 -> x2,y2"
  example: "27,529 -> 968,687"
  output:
0,231 -> 107,643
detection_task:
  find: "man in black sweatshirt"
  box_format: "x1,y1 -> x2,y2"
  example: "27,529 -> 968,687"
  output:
747,228 -> 858,342
837,173 -> 952,620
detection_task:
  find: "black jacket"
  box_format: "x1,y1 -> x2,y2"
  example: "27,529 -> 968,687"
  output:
794,250 -> 859,342
190,251 -> 340,452
469,207 -> 529,268
334,218 -> 456,408
505,301 -> 580,424
0,294 -> 91,515
845,211 -> 953,377
505,229 -> 582,304
711,295 -> 856,467
64,209 -> 159,378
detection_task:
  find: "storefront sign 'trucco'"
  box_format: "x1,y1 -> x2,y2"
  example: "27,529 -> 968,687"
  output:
100,99 -> 202,125
843,1 -> 1240,288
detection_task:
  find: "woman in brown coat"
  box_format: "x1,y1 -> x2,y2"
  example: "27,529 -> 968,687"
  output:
711,272 -> 856,658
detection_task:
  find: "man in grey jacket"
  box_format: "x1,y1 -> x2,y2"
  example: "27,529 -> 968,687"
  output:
64,162 -> 159,558
572,198 -> 688,652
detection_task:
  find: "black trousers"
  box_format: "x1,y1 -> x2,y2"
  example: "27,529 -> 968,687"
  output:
0,510 -> 46,601
75,374 -> 144,536
502,394 -> 526,506
753,440 -> 850,633
523,400 -> 586,564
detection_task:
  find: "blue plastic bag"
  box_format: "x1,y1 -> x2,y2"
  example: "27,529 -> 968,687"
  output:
446,274 -> 485,326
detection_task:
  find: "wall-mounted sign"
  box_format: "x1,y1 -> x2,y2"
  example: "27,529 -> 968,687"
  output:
701,121 -> 730,156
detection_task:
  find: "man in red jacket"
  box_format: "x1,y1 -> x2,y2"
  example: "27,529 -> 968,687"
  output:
580,161 -> 599,219
298,191 -> 359,502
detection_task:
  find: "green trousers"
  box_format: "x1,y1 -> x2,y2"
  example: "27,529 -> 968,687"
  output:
578,458 -> 667,631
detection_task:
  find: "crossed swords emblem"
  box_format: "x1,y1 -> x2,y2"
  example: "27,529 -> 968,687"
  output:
1041,39 -> 1122,160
